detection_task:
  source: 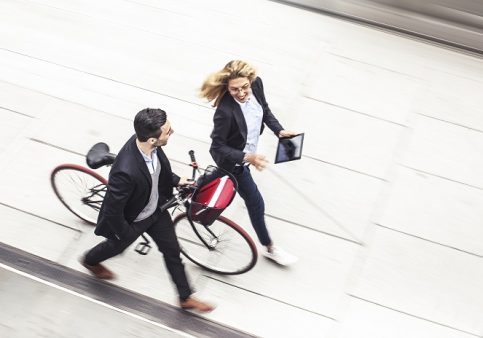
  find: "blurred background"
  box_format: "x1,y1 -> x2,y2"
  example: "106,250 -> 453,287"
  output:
0,0 -> 482,337
284,0 -> 483,54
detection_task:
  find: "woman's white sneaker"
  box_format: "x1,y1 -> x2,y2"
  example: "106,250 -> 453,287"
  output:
263,246 -> 298,266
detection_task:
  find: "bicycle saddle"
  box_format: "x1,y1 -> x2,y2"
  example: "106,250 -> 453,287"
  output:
86,142 -> 116,169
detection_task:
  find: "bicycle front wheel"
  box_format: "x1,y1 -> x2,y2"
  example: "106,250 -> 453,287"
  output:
51,164 -> 107,225
174,213 -> 257,275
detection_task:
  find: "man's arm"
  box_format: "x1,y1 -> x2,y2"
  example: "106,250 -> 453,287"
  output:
171,173 -> 181,187
102,171 -> 134,240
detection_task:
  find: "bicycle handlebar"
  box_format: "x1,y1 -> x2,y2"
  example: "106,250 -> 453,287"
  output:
159,185 -> 195,213
159,195 -> 178,213
188,150 -> 199,180
189,150 -> 196,163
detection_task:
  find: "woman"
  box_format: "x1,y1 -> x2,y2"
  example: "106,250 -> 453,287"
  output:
200,60 -> 298,266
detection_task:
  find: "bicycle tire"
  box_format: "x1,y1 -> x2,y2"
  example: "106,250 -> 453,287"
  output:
173,213 -> 257,275
51,164 -> 107,225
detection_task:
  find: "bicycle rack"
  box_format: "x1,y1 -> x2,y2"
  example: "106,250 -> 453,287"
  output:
135,234 -> 151,255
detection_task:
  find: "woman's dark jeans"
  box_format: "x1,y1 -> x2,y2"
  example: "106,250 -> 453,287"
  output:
232,165 -> 271,246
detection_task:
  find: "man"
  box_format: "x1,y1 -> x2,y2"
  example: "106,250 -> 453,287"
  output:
199,60 -> 298,266
81,108 -> 214,312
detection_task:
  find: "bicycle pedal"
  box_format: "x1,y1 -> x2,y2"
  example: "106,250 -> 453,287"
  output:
135,242 -> 151,255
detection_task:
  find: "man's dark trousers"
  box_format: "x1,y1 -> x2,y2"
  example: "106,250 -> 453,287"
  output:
85,208 -> 192,300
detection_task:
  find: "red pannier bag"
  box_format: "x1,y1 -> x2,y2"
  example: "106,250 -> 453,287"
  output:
189,167 -> 237,226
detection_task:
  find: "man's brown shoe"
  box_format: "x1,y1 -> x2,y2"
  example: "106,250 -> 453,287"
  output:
180,297 -> 215,313
81,260 -> 115,280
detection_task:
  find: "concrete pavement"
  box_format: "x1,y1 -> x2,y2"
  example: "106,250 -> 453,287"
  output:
1,0 -> 483,337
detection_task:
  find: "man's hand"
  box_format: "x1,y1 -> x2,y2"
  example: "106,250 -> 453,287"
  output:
278,130 -> 298,138
178,176 -> 195,186
244,153 -> 268,171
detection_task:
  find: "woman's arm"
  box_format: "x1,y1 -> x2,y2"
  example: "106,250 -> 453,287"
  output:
254,77 -> 284,136
210,108 -> 245,165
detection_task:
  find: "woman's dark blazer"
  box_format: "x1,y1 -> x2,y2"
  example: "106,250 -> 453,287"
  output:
94,135 -> 180,240
209,77 -> 284,172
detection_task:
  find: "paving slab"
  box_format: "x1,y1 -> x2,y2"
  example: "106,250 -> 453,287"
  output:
332,297 -> 477,338
376,166 -> 483,256
402,114 -> 483,188
350,226 -> 483,336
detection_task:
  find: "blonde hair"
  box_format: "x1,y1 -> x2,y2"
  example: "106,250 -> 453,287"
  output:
199,60 -> 257,107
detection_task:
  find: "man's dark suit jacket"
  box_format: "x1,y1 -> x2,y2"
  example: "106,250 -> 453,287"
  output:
95,135 -> 180,240
210,77 -> 284,172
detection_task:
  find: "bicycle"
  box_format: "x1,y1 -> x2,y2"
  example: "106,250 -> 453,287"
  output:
51,143 -> 258,275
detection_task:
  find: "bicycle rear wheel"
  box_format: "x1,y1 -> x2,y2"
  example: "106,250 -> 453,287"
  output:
174,213 -> 257,275
51,164 -> 107,225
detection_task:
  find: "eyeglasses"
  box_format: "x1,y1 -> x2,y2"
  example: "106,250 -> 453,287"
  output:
228,83 -> 251,94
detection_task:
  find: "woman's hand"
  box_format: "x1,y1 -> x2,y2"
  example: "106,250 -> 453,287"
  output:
244,153 -> 268,171
278,130 -> 298,138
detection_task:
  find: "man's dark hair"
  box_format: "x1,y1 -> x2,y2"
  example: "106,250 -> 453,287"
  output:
134,108 -> 167,142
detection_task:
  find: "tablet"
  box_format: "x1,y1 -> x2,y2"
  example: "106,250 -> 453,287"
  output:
275,133 -> 304,164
